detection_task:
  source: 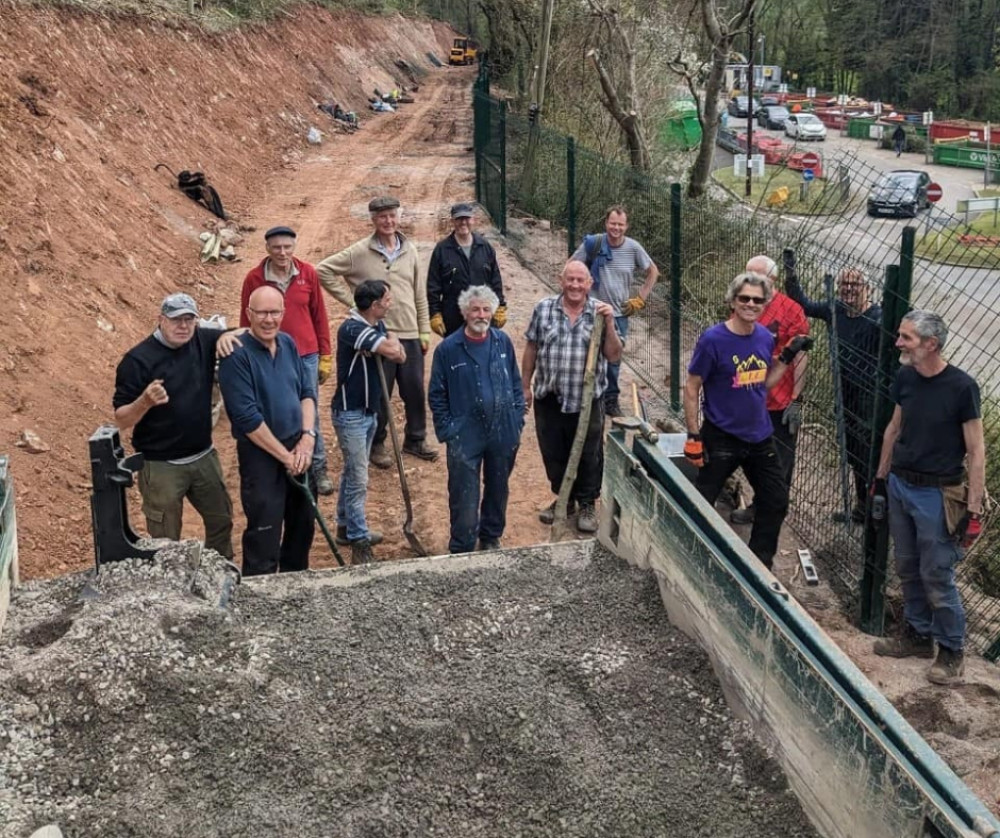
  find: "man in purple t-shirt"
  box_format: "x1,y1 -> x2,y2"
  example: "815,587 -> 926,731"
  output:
682,272 -> 813,568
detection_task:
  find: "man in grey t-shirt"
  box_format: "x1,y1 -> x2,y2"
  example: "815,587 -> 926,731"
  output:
571,205 -> 658,417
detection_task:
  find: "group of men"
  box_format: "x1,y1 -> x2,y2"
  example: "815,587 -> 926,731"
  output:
113,198 -> 985,686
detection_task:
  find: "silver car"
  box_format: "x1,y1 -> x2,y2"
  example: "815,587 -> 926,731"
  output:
784,113 -> 827,141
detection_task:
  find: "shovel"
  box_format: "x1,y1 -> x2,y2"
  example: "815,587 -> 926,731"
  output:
375,357 -> 429,557
287,472 -> 345,567
609,381 -> 660,443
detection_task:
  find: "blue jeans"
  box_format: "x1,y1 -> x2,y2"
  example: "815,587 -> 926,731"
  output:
605,315 -> 629,402
446,436 -> 519,553
333,409 -> 377,542
888,473 -> 966,650
301,353 -> 327,471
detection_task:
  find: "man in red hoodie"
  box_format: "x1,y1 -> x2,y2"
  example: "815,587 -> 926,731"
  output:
240,226 -> 334,494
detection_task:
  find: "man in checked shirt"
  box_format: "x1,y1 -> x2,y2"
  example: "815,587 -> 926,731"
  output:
521,260 -> 623,533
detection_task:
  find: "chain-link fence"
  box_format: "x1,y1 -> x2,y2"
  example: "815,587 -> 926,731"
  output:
473,87 -> 1000,660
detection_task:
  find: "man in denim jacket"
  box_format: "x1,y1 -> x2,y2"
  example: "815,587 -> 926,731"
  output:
429,286 -> 525,553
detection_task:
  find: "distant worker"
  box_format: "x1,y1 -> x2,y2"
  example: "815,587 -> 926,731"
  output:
113,293 -> 241,559
331,280 -> 407,565
892,123 -> 907,157
427,202 -> 507,337
872,311 -> 985,687
571,205 -> 658,417
317,196 -> 437,468
522,260 -> 623,534
683,273 -> 813,569
784,251 -> 882,522
218,286 -> 317,577
729,255 -> 810,525
240,225 -> 334,495
429,286 -> 524,554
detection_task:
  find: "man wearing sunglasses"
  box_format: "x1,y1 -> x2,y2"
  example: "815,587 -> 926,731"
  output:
683,273 -> 813,569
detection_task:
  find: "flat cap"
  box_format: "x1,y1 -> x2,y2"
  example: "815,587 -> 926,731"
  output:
161,293 -> 199,319
264,225 -> 297,240
368,196 -> 400,212
450,202 -> 476,218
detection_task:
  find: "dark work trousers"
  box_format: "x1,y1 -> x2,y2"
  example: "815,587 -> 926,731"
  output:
534,394 -> 604,502
696,420 -> 789,568
844,383 -> 878,510
236,436 -> 315,577
446,437 -> 519,553
374,338 -> 427,447
768,409 -> 798,492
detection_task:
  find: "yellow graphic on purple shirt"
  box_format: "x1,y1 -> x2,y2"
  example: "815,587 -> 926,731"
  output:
731,353 -> 769,388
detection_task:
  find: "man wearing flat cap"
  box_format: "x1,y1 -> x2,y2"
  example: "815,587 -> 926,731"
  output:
113,293 -> 244,558
427,202 -> 507,338
241,225 -> 335,495
317,196 -> 437,465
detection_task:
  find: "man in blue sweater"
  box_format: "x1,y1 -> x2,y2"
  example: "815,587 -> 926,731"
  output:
218,286 -> 318,576
429,285 -> 525,553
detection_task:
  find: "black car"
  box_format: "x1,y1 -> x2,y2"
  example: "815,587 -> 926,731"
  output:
727,96 -> 761,118
866,170 -> 931,217
757,105 -> 790,130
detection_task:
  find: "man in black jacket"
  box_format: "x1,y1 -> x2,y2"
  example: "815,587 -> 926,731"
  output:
783,249 -> 883,522
427,203 -> 507,337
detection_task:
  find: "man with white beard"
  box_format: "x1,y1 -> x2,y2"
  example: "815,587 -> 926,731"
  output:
428,286 -> 525,553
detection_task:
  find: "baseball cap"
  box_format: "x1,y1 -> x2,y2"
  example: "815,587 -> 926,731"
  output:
264,225 -> 297,240
368,196 -> 401,212
450,202 -> 475,219
161,293 -> 199,319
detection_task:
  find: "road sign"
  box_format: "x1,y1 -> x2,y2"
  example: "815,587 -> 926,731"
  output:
926,182 -> 943,203
800,151 -> 821,169
803,169 -> 815,182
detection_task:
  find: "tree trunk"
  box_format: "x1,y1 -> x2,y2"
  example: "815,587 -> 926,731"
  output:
687,48 -> 727,199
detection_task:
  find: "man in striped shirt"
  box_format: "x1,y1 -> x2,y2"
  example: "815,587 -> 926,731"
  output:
332,280 -> 407,564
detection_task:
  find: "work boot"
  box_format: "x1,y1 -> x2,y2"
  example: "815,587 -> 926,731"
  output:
873,628 -> 935,659
604,398 -> 623,418
351,538 -> 375,565
730,504 -> 756,525
402,440 -> 439,462
336,526 -> 383,547
370,442 -> 392,470
477,537 -> 501,551
313,465 -> 335,496
576,500 -> 599,533
539,499 -> 575,525
927,646 -> 965,686
833,506 -> 865,524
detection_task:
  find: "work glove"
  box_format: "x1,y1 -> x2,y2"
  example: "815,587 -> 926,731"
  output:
491,305 -> 508,328
955,512 -> 983,549
430,313 -> 447,337
778,335 -> 814,365
869,477 -> 888,522
420,333 -> 431,355
782,400 -> 803,435
684,433 -> 705,468
782,247 -> 796,276
317,354 -> 333,385
621,296 -> 645,317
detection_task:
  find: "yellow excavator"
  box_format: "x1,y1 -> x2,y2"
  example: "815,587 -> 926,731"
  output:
449,37 -> 478,66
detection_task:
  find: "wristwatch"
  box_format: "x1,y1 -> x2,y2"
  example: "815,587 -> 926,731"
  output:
302,428 -> 317,438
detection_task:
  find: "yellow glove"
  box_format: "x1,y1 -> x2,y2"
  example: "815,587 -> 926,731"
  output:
317,354 -> 333,384
430,313 -> 447,337
622,296 -> 646,317
420,333 -> 431,355
491,305 -> 508,328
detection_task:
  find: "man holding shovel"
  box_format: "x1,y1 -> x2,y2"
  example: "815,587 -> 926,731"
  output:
522,260 -> 622,533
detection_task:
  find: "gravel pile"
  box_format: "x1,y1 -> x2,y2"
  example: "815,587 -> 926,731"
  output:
0,541 -> 817,837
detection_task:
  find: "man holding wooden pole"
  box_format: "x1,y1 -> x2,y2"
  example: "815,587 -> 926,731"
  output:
521,260 -> 622,533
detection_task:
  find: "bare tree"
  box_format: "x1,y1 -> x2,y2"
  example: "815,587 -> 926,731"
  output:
584,0 -> 651,172
667,0 -> 759,198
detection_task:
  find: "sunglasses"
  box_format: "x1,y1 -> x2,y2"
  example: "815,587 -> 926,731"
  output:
736,294 -> 766,305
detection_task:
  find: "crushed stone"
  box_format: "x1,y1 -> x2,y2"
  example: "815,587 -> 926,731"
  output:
0,541 -> 818,837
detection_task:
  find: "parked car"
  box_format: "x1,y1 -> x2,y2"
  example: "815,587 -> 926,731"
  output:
759,95 -> 781,108
715,125 -> 744,154
727,96 -> 761,118
757,105 -> 790,130
866,169 -> 932,217
784,113 -> 827,141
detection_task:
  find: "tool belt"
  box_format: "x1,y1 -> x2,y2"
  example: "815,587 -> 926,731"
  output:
891,467 -> 962,488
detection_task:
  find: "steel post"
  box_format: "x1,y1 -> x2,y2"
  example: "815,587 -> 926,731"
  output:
567,136 -> 576,257
670,182 -> 682,411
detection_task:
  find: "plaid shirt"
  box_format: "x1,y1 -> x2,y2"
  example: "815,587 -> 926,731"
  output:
525,294 -> 609,413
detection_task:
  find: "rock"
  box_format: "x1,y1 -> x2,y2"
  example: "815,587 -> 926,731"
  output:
96,317 -> 114,333
16,430 -> 50,454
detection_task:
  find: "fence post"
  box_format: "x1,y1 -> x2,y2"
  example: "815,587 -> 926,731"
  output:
474,92 -> 483,206
498,100 -> 508,235
670,182 -> 682,411
567,136 -> 577,257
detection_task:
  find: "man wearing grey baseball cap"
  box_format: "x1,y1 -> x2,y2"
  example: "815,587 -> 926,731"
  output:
113,293 -> 244,558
